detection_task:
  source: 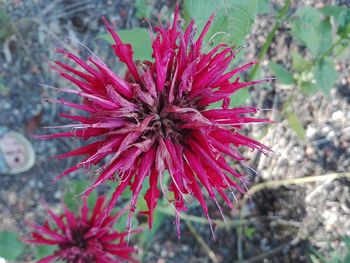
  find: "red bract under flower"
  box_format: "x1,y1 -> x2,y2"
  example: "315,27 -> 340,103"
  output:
39,6 -> 271,236
26,196 -> 138,263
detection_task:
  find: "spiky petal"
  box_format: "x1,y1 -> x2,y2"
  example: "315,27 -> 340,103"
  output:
25,196 -> 138,263
38,5 -> 271,236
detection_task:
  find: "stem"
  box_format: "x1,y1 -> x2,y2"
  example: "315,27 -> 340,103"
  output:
244,172 -> 350,199
236,238 -> 299,263
157,206 -> 251,227
185,221 -> 220,263
317,37 -> 345,62
248,0 -> 292,81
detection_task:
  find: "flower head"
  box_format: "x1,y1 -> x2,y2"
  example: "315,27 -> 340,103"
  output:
39,6 -> 271,235
26,196 -> 138,263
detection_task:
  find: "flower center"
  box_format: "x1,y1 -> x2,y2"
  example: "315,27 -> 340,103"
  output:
59,226 -> 89,250
131,62 -> 203,144
154,95 -> 193,143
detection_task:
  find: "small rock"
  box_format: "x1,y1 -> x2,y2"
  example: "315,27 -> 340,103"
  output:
28,179 -> 36,188
8,192 -> 17,205
54,191 -> 61,199
160,248 -> 167,257
306,126 -> 316,138
332,110 -> 343,120
37,180 -> 44,189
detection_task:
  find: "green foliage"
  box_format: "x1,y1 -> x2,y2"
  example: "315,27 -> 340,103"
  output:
35,245 -> 57,260
321,5 -> 348,18
288,5 -> 349,97
244,226 -> 256,239
299,81 -> 319,96
63,179 -> 97,211
183,0 -> 258,46
0,231 -> 25,260
310,236 -> 350,263
100,28 -> 153,61
229,88 -> 250,107
120,185 -> 133,200
318,19 -> 333,54
0,9 -> 13,42
285,111 -> 306,141
114,212 -> 139,233
291,7 -> 332,56
257,0 -> 271,15
259,3 -> 348,146
138,172 -> 169,259
321,5 -> 350,38
313,58 -> 338,97
0,77 -> 9,96
135,0 -> 153,19
138,209 -> 165,254
291,51 -> 312,73
283,102 -> 306,141
269,62 -> 294,85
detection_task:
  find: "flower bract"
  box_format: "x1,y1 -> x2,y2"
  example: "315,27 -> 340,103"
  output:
39,5 -> 271,236
26,196 -> 138,263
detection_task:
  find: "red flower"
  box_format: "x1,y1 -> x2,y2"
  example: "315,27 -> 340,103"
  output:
39,6 -> 271,236
25,196 -> 138,263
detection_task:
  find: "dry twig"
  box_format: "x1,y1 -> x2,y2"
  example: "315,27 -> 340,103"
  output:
185,221 -> 220,263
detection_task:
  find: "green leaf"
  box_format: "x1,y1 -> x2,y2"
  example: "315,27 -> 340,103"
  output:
0,9 -> 13,41
63,179 -> 97,211
114,212 -> 139,233
207,100 -> 222,109
0,77 -> 9,96
35,245 -> 57,259
269,62 -> 294,85
320,5 -> 347,18
309,254 -> 322,263
285,111 -> 306,141
207,87 -> 251,109
299,81 -> 318,95
0,231 -> 25,260
135,0 -> 153,19
223,1 -> 258,45
100,28 -> 153,61
183,0 -> 258,46
183,0 -> 221,31
228,66 -> 271,108
313,58 -> 338,97
291,51 -> 312,72
138,209 -> 165,253
329,251 -> 342,263
230,87 -> 250,107
136,196 -> 148,212
120,186 -> 132,200
257,0 -> 270,14
334,38 -> 349,60
318,19 -> 332,54
320,5 -> 350,36
291,7 -> 321,55
244,227 -> 256,239
291,7 -> 332,56
337,11 -> 350,38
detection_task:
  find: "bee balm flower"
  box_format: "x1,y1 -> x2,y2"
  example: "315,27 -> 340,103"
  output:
26,196 -> 138,263
39,6 -> 271,235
